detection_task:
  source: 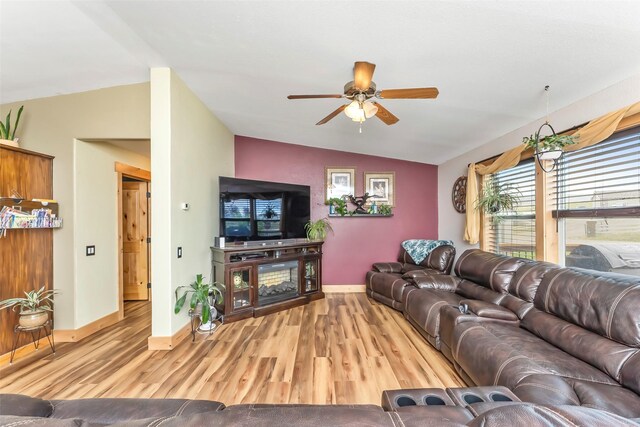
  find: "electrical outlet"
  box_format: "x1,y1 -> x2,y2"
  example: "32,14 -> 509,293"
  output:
177,247 -> 182,258
86,245 -> 95,256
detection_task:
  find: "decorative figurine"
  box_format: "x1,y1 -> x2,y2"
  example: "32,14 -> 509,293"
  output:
348,193 -> 374,214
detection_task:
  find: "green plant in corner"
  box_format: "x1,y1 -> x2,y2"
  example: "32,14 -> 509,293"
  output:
475,177 -> 521,224
305,218 -> 333,241
523,132 -> 577,152
378,204 -> 392,216
174,274 -> 223,324
0,105 -> 24,141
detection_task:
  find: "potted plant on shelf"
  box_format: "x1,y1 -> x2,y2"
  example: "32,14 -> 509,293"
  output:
0,105 -> 24,148
475,177 -> 520,224
325,197 -> 348,216
523,132 -> 577,160
377,204 -> 392,216
174,274 -> 223,327
0,286 -> 59,328
305,218 -> 333,241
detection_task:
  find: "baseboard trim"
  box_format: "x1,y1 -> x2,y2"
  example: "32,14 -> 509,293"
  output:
54,310 -> 120,343
147,322 -> 191,351
0,337 -> 50,366
323,284 -> 366,293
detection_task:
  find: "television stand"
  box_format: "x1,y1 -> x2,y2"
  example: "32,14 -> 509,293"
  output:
210,239 -> 323,322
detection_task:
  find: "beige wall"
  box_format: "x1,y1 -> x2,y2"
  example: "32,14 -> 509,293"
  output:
0,84 -> 150,329
74,140 -> 150,327
150,68 -> 234,337
438,74 -> 640,254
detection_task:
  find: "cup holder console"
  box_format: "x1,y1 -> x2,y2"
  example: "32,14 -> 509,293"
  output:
395,396 -> 417,407
462,394 -> 484,404
489,393 -> 513,402
382,386 -> 520,412
424,396 -> 446,405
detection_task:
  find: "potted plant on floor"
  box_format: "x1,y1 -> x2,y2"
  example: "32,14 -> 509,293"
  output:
174,274 -> 223,329
475,177 -> 521,224
305,218 -> 333,241
0,105 -> 24,148
0,286 -> 59,328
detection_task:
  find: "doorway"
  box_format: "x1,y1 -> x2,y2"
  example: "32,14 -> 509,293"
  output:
116,162 -> 151,319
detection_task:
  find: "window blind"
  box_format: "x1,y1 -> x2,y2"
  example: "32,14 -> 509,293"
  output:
486,159 -> 536,259
222,199 -> 251,218
553,126 -> 640,217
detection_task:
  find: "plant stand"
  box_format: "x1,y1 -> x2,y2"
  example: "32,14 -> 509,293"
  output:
188,309 -> 223,342
10,320 -> 55,364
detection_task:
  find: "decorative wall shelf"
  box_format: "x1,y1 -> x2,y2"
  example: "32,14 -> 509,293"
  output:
0,198 -> 62,231
328,213 -> 393,218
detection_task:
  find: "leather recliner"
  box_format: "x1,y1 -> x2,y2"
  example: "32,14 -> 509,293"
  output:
402,249 -> 557,353
365,244 -> 456,311
2,393 -> 638,426
450,267 -> 640,419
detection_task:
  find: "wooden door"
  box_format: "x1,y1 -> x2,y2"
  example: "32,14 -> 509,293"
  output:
122,181 -> 149,301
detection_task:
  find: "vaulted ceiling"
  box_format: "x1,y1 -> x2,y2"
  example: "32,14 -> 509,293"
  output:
1,1 -> 639,164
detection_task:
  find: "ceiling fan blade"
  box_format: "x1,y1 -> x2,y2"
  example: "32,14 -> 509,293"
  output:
378,87 -> 439,99
316,105 -> 347,125
353,61 -> 376,91
288,94 -> 344,99
372,102 -> 399,125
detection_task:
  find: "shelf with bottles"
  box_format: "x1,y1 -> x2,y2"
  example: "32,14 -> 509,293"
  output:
0,198 -> 62,233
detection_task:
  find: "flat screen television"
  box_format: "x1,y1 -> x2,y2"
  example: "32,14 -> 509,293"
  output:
219,176 -> 310,242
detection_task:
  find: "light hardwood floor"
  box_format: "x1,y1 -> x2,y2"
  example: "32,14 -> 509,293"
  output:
0,294 -> 465,405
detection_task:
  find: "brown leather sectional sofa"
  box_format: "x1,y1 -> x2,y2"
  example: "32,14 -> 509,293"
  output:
3,248 -> 640,426
2,392 -> 638,426
381,248 -> 640,420
366,244 -> 456,310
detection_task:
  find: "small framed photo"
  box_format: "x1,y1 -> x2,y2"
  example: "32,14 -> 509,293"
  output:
365,172 -> 395,207
325,167 -> 355,201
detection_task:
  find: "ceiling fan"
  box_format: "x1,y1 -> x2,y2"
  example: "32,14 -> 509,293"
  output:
287,61 -> 438,130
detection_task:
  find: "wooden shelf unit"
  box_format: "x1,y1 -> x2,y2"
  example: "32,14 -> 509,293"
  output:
0,144 -> 56,357
211,239 -> 323,322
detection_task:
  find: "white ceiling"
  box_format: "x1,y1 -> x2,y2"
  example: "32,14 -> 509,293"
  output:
1,1 -> 640,164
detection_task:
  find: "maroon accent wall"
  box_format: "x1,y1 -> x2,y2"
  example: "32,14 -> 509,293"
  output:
234,136 -> 439,285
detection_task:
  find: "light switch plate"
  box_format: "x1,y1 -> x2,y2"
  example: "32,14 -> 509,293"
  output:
86,245 -> 95,256
177,247 -> 182,258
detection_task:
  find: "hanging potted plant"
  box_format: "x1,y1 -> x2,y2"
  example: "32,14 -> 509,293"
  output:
304,218 -> 333,241
0,286 -> 59,328
174,274 -> 224,327
475,177 -> 521,224
523,131 -> 577,161
0,105 -> 24,148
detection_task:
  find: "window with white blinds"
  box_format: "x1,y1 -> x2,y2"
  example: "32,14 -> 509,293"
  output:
486,159 -> 536,259
554,126 -> 640,277
553,127 -> 640,216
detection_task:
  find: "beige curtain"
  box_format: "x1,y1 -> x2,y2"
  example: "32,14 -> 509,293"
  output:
464,100 -> 640,244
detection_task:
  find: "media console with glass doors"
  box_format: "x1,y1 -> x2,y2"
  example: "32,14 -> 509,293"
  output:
210,239 -> 323,322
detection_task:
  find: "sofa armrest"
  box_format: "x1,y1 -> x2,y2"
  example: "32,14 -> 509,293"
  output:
411,275 -> 461,292
372,262 -> 403,273
401,269 -> 445,280
460,300 -> 518,321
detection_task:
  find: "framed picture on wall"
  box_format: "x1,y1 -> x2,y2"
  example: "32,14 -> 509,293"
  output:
325,167 -> 355,201
365,172 -> 395,207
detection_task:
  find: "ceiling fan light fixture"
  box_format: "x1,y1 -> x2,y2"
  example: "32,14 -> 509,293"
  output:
344,100 -> 363,120
363,101 -> 378,118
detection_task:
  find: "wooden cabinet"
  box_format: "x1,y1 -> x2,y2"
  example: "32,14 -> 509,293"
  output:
0,145 -> 55,357
211,240 -> 323,322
